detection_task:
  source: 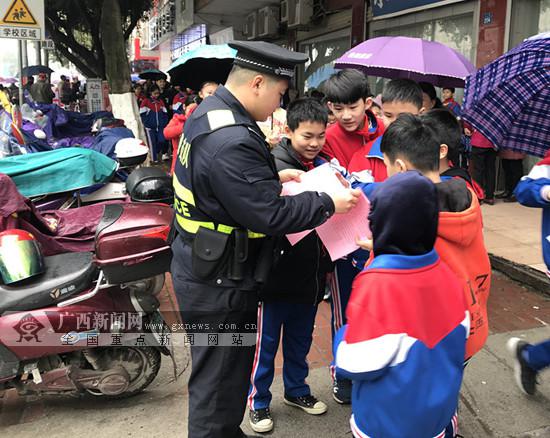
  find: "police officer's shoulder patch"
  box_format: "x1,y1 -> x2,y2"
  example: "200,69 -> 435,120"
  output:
207,110 -> 236,131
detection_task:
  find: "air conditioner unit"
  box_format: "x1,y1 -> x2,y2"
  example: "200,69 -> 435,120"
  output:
244,11 -> 258,40
281,0 -> 289,23
288,0 -> 313,29
258,5 -> 280,38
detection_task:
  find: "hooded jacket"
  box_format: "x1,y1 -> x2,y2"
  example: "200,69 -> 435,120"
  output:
260,138 -> 333,305
434,178 -> 490,359
334,172 -> 469,438
354,176 -> 489,359
164,113 -> 186,175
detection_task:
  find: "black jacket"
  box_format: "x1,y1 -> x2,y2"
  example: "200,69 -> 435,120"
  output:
172,86 -> 334,290
260,139 -> 334,305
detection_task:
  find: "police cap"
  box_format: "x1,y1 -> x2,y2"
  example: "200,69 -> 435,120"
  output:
228,41 -> 308,79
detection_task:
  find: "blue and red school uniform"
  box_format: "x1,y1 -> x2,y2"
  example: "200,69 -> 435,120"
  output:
334,249 -> 469,438
140,96 -> 169,161
172,91 -> 188,115
322,112 -> 386,383
443,98 -> 462,118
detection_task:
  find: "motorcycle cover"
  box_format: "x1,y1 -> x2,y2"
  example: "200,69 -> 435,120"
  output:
0,173 -> 104,256
0,148 -> 117,197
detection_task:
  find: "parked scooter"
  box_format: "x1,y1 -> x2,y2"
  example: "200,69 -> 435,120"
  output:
0,202 -> 176,398
0,147 -> 173,211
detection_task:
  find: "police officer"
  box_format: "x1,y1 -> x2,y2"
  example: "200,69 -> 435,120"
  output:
171,40 -> 361,438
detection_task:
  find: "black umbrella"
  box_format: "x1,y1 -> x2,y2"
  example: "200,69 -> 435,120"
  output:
168,59 -> 234,91
21,65 -> 54,76
138,69 -> 167,81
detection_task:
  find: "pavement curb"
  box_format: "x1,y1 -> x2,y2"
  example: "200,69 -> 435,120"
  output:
490,253 -> 550,298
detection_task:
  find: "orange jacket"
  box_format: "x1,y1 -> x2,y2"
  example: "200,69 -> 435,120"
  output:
435,190 -> 490,359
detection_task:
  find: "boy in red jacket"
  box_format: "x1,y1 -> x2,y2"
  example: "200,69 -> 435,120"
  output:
348,78 -> 424,179
380,113 -> 490,361
321,69 -> 384,403
335,170 -> 468,438
322,69 -> 384,170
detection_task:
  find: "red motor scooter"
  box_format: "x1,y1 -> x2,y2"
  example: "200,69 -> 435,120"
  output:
0,202 -> 176,398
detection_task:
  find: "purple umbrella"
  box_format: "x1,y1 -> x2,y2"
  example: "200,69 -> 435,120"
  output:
462,34 -> 550,157
334,36 -> 475,88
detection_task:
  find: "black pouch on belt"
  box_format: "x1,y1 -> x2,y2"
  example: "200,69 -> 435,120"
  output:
227,229 -> 248,281
253,237 -> 278,284
191,227 -> 230,280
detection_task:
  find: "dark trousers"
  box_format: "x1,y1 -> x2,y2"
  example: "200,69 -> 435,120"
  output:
502,159 -> 524,195
471,147 -> 497,199
248,301 -> 318,410
329,257 -> 359,381
146,127 -> 168,161
171,236 -> 258,438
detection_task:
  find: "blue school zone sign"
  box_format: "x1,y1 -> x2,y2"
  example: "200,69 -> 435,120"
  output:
371,0 -> 463,18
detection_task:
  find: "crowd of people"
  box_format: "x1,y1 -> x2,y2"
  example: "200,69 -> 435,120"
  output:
163,39 -> 550,438
134,78 -> 219,163
164,39 -> 518,438
0,74 -> 85,108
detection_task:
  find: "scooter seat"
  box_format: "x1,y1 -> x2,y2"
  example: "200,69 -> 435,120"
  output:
0,252 -> 97,314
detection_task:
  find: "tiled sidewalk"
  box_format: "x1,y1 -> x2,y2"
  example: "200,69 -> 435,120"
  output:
481,201 -> 546,273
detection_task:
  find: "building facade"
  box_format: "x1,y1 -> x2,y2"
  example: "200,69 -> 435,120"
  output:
130,0 -> 549,93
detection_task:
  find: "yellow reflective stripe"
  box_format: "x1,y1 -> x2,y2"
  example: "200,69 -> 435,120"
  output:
176,215 -> 265,238
173,176 -> 196,206
217,224 -> 234,234
247,231 -> 265,238
176,215 -> 215,234
173,177 -> 264,238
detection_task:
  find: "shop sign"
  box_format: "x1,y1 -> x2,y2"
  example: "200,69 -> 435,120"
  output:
372,0 -> 465,19
87,78 -> 103,113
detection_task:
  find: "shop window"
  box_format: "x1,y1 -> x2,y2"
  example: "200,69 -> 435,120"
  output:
298,33 -> 350,94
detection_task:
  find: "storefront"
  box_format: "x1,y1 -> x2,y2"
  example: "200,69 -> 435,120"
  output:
170,24 -> 207,62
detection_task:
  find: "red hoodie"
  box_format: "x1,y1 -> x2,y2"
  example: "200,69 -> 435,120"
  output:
435,189 -> 490,359
323,112 -> 385,170
163,113 -> 186,175
163,104 -> 198,175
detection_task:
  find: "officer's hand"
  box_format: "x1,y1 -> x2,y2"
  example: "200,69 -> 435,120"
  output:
330,188 -> 361,214
279,169 -> 304,183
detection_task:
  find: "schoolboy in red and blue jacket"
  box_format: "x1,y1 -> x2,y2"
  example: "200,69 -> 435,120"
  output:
348,79 -> 424,184
172,88 -> 188,114
321,69 -> 384,403
334,171 -> 469,438
140,85 -> 169,162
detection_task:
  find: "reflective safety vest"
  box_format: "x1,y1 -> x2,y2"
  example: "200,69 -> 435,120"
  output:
172,105 -> 265,239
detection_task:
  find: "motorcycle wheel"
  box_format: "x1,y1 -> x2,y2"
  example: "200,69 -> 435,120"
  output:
86,346 -> 161,399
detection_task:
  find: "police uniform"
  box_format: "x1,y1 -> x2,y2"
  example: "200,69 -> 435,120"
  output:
171,41 -> 336,438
